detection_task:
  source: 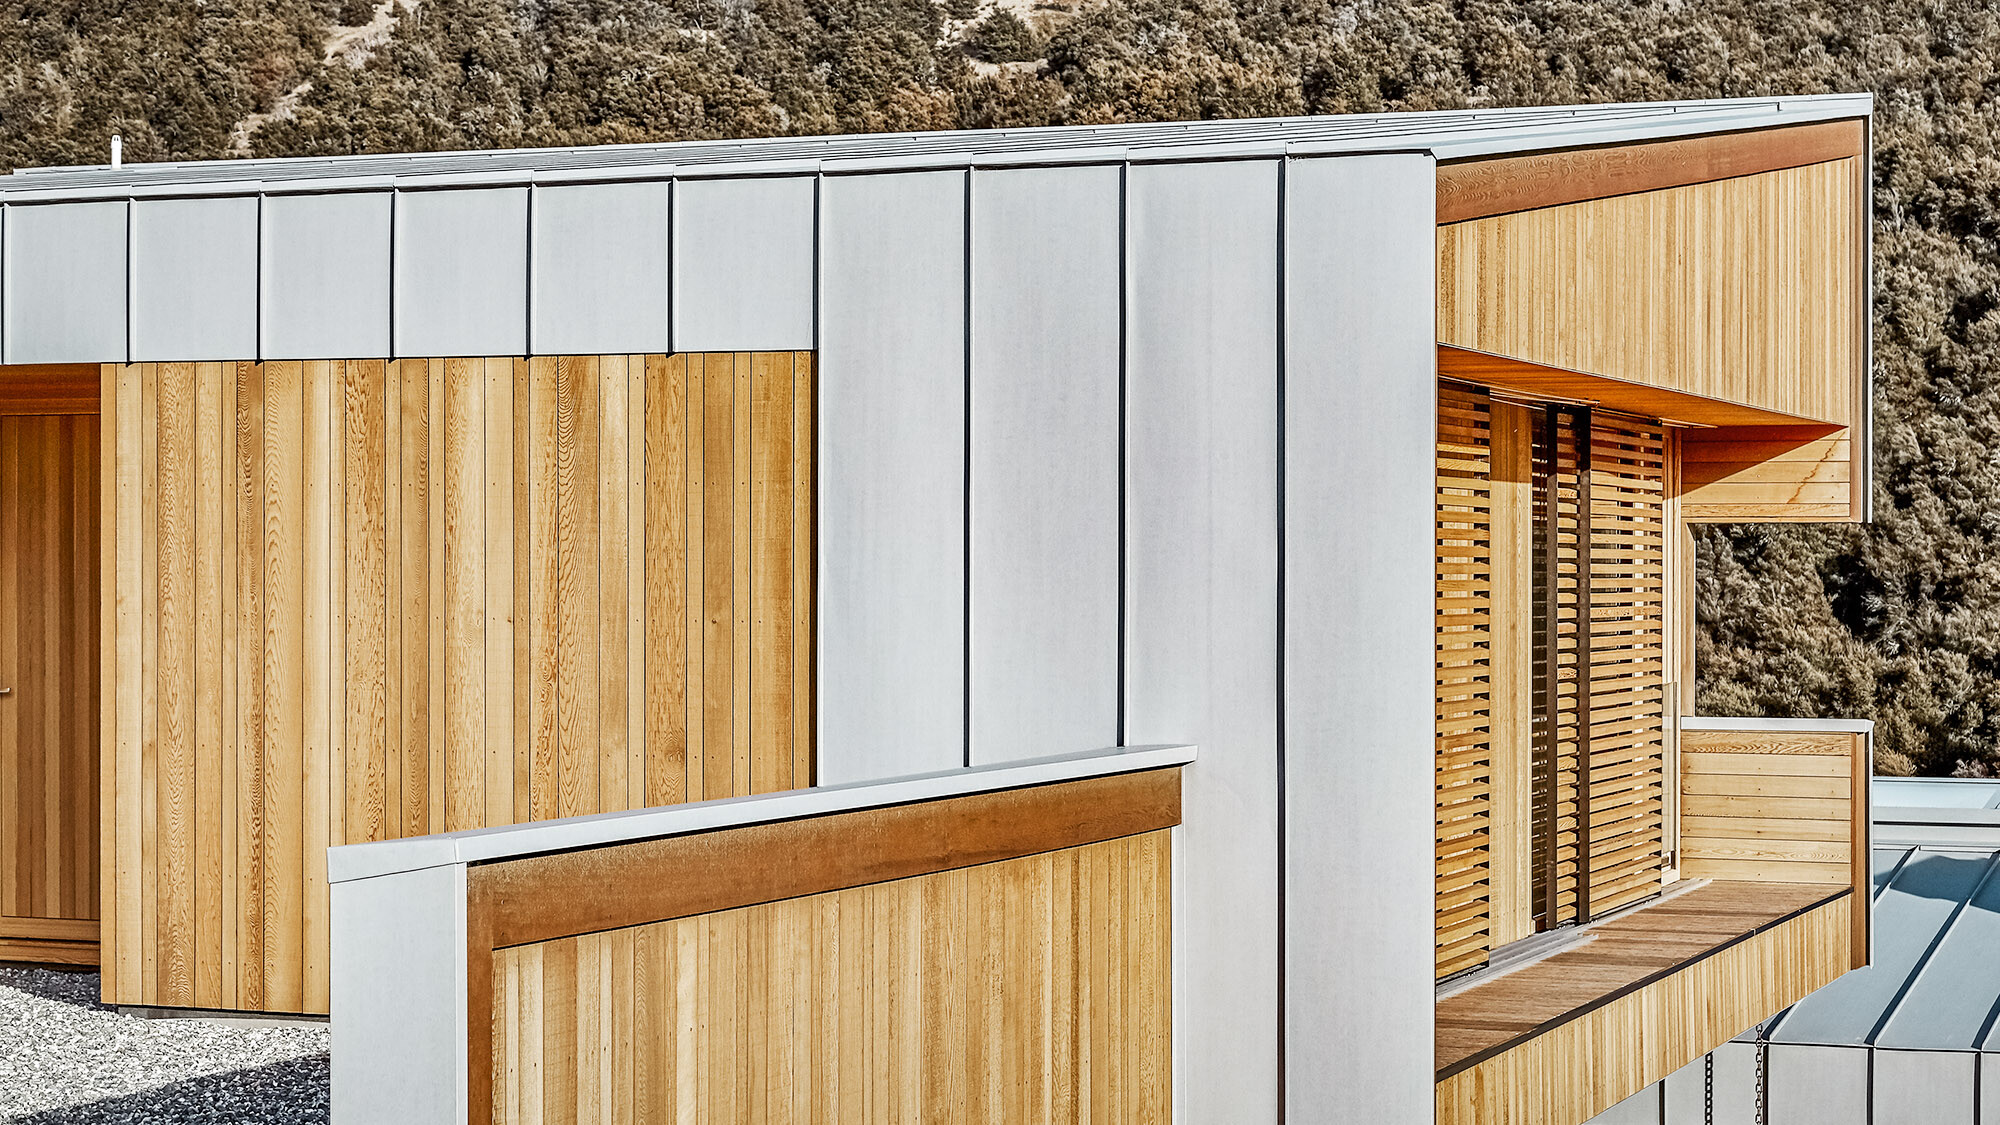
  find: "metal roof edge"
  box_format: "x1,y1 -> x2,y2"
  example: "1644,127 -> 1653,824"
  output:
0,95 -> 1877,204
1682,715 -> 1876,734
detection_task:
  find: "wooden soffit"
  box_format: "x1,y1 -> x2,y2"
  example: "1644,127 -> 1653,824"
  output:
1437,117 -> 1866,223
1438,345 -> 1842,430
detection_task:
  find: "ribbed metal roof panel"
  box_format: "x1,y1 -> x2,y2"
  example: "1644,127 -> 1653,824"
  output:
0,93 -> 1873,201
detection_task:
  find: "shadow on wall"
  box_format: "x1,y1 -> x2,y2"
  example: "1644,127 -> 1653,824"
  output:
10,1056 -> 329,1125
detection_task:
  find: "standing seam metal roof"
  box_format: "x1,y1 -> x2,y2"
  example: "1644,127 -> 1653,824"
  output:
1751,778 -> 2000,1053
0,93 -> 1872,201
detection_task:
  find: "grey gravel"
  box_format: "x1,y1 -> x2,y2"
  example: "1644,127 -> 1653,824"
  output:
0,968 -> 328,1124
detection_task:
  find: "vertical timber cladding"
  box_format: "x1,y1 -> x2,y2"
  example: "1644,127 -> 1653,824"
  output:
101,353 -> 815,1014
1435,387 -> 1666,976
491,831 -> 1175,1124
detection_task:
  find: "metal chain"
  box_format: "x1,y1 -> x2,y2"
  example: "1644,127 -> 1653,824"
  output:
1756,1042 -> 1768,1125
1704,1052 -> 1715,1125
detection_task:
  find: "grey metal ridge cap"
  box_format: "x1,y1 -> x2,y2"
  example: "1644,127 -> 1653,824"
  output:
0,94 -> 1877,191
1875,825 -> 2000,852
1428,98 -> 1872,162
0,174 -> 407,205
325,742 -> 1196,885
1681,714 -> 1876,733
1876,808 -> 2000,828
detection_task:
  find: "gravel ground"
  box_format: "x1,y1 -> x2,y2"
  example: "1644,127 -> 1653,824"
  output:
0,968 -> 328,1124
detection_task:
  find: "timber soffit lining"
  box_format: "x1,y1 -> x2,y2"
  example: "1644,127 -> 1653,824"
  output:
1438,347 -> 1845,430
0,95 -> 1869,200
1435,116 -> 1866,223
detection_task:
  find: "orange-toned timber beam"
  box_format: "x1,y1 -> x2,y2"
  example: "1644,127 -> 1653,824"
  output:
0,363 -> 99,415
1436,117 -> 1866,223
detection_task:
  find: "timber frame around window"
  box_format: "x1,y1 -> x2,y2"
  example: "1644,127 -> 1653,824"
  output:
1437,381 -> 1668,980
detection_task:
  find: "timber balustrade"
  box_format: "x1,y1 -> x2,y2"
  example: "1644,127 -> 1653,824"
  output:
1679,715 -> 1874,967
328,743 -> 1189,1125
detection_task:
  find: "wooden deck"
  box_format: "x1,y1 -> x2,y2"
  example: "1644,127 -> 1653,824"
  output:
1436,879 -> 1848,1078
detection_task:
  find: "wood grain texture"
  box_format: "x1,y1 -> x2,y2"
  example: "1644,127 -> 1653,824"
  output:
1438,160 -> 1864,428
491,830 -> 1173,1125
1435,386 -> 1497,978
1435,886 -> 1851,1125
1436,119 -> 1866,223
1583,414 -> 1667,918
1437,346 -> 1831,429
0,413 -> 101,966
0,364 -> 102,415
471,768 -> 1180,951
1681,424 -> 1859,523
1435,391 -> 1666,968
1680,725 -> 1869,966
101,353 -> 815,1014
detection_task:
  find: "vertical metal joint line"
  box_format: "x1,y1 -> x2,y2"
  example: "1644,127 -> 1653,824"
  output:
1575,407 -> 1593,923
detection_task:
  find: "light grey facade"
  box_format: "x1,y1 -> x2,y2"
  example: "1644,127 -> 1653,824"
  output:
0,92 -> 1875,1123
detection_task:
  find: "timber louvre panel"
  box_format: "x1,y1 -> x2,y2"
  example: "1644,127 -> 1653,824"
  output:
1436,385 -> 1497,979
103,352 -> 814,1014
1438,388 -> 1667,973
1584,414 -> 1667,916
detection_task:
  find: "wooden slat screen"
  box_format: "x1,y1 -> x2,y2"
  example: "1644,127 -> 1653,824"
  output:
103,353 -> 814,1015
1585,416 -> 1667,916
1441,391 -> 1669,967
1436,387 -> 1496,978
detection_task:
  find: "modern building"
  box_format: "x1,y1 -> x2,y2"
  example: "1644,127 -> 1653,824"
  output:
0,92 -> 1876,1123
1590,776 -> 2000,1125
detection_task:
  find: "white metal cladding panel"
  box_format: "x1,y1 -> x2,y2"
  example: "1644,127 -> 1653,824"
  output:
672,175 -> 815,351
1767,1044 -> 1869,1125
1586,1086 -> 1662,1125
328,865 -> 466,1124
260,191 -> 393,360
1279,153 -> 1436,1123
1709,1042 -> 1761,1124
131,195 -> 259,361
967,163 -> 1121,766
5,200 -> 126,363
529,180 -> 669,355
816,169 -> 968,784
1662,1054 -> 1708,1125
393,187 -> 528,358
1876,1050 -> 1977,1125
1123,157 -> 1280,1123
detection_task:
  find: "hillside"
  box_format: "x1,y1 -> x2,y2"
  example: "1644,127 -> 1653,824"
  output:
0,0 -> 1992,773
